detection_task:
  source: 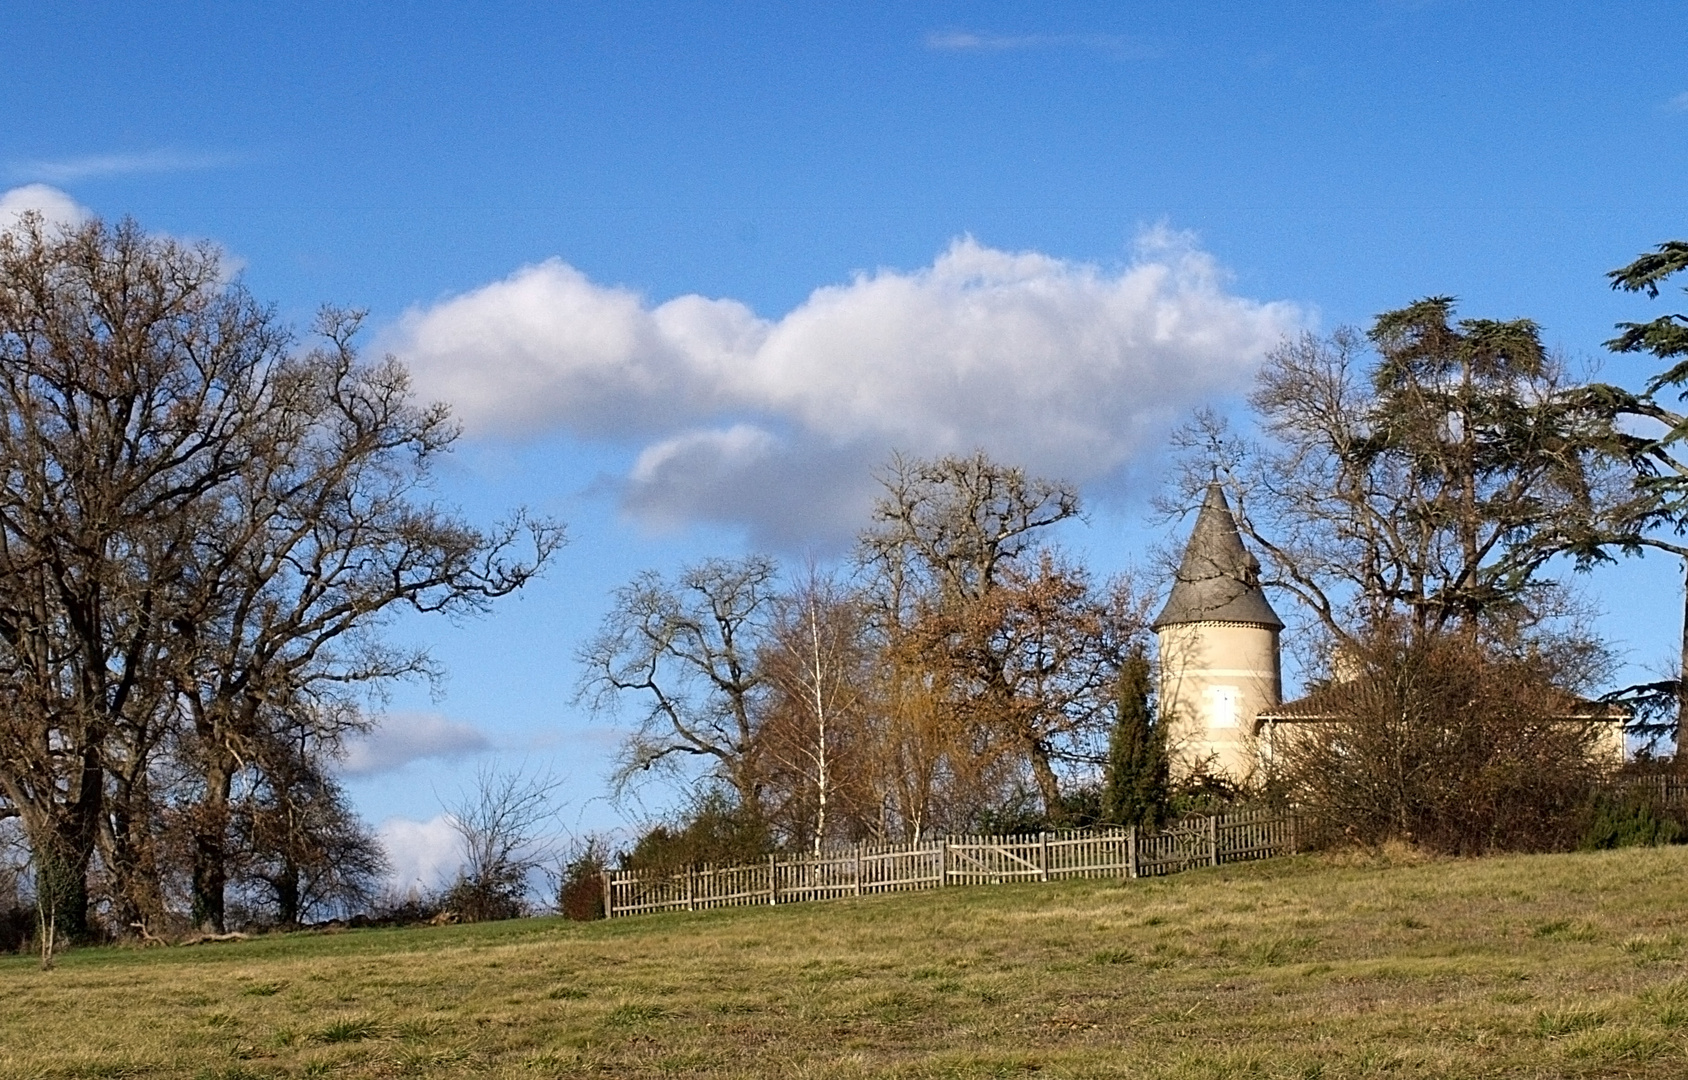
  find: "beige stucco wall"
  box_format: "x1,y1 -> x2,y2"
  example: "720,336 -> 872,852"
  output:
1259,716 -> 1628,772
1156,621 -> 1282,785
1592,719 -> 1628,767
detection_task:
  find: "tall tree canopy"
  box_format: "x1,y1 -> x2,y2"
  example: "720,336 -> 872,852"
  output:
1178,298 -> 1630,649
1595,240 -> 1688,755
0,215 -> 562,938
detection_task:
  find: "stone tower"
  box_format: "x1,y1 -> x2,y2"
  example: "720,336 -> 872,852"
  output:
1152,483 -> 1283,784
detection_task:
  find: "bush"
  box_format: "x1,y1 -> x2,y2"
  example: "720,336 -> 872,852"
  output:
967,785 -> 1111,834
0,904 -> 30,954
0,839 -> 30,953
441,865 -> 528,923
624,793 -> 771,875
1274,625 -> 1611,855
1580,793 -> 1685,850
1166,770 -> 1249,819
555,838 -> 611,921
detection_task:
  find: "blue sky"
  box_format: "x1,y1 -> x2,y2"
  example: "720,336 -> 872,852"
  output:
4,2 -> 1686,887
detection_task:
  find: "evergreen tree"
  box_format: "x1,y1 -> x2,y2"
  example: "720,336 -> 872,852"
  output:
1102,646 -> 1167,828
1598,241 -> 1688,756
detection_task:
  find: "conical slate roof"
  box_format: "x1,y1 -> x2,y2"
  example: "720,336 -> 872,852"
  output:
1152,483 -> 1284,631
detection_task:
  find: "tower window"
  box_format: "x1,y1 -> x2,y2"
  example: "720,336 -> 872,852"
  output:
1205,685 -> 1240,729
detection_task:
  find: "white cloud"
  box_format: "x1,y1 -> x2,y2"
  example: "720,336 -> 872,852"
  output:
0,184 -> 90,232
339,711 -> 492,777
393,231 -> 1306,547
925,31 -> 1150,56
376,815 -> 463,894
10,149 -> 246,183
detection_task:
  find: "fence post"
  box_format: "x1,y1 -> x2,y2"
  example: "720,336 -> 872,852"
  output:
598,815 -> 1324,920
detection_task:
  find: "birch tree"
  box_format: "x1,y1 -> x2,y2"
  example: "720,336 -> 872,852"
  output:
758,573 -> 871,852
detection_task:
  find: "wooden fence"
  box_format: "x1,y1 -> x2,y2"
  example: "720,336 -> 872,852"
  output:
1615,774 -> 1688,806
604,808 -> 1302,919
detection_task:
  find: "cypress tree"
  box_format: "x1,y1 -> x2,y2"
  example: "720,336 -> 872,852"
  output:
1103,646 -> 1167,828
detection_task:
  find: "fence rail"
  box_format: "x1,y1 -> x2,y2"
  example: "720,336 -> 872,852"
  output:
1614,775 -> 1688,806
604,809 -> 1302,919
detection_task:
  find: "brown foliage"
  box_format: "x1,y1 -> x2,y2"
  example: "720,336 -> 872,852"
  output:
854,452 -> 1150,830
1272,625 -> 1615,854
755,574 -> 877,852
897,553 -> 1144,821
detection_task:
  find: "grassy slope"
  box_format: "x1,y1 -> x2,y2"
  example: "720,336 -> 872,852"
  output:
4,847 -> 1688,1079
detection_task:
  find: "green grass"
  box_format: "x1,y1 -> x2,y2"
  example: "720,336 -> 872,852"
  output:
5,845 -> 1688,1077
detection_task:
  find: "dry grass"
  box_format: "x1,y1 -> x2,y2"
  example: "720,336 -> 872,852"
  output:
6,845 -> 1688,1078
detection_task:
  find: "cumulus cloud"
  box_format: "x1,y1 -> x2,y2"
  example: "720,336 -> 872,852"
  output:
393,231 -> 1306,546
0,184 -> 90,231
377,815 -> 463,894
339,711 -> 492,777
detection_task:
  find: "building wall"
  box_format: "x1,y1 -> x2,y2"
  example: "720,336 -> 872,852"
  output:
1156,621 -> 1282,785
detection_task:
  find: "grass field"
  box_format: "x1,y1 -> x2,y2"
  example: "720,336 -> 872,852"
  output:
5,846 -> 1688,1079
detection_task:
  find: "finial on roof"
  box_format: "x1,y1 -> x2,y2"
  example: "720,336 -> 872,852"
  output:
1151,483 -> 1284,630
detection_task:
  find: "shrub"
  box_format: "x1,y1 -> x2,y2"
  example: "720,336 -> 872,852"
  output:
1273,624 -> 1611,855
555,837 -> 612,921
441,864 -> 528,923
624,793 -> 771,874
1581,793 -> 1685,850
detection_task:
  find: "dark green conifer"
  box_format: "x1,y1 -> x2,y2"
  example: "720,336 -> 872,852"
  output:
1102,646 -> 1168,828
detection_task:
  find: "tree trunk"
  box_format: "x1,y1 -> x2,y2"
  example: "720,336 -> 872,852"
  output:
101,751 -> 174,938
102,793 -> 166,937
191,755 -> 234,933
275,858 -> 301,928
17,745 -> 105,944
1678,556 -> 1688,766
1028,742 -> 1065,825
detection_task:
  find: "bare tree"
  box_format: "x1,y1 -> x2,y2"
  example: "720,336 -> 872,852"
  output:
228,719 -> 390,927
758,571 -> 873,853
580,556 -> 779,815
0,216 -> 283,941
444,764 -> 563,922
855,452 -> 1128,822
0,215 -> 562,938
164,307 -> 561,931
859,450 -> 1081,614
1171,302 -> 1631,649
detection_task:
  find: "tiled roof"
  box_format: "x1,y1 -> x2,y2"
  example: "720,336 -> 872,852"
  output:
1257,682 -> 1630,723
1152,483 -> 1284,631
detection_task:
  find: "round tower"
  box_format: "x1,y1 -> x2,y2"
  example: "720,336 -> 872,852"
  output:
1151,483 -> 1283,786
